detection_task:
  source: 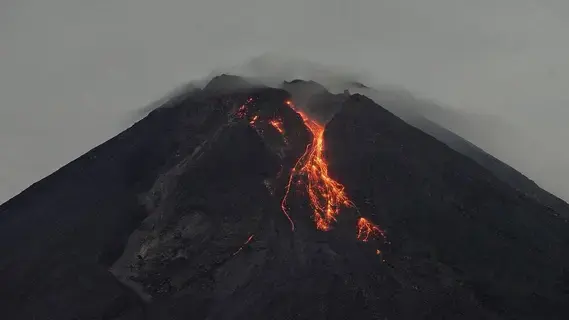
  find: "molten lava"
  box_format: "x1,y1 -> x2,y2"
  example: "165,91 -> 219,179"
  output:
356,217 -> 385,242
239,98 -> 387,248
269,119 -> 285,135
232,234 -> 255,256
236,105 -> 248,118
235,97 -> 254,119
281,100 -> 355,231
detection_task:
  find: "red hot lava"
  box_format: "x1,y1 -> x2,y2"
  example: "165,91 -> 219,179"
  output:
269,119 -> 285,135
356,217 -> 386,242
281,100 -> 356,231
239,98 -> 386,248
232,234 -> 255,256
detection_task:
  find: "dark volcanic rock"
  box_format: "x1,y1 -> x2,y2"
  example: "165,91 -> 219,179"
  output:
204,74 -> 254,94
1,76 -> 568,320
411,115 -> 569,219
111,122 -> 281,301
324,94 -> 569,319
283,79 -> 328,106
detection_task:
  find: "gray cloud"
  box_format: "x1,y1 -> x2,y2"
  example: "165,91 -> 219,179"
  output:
1,0 -> 568,203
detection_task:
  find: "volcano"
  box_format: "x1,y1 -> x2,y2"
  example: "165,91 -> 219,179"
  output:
1,75 -> 568,319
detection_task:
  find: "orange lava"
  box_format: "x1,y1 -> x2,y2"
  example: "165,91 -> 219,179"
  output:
236,105 -> 248,118
278,100 -> 387,248
232,234 -> 255,256
281,100 -> 355,231
356,218 -> 385,242
236,97 -> 254,118
269,119 -> 285,135
280,145 -> 309,231
249,115 -> 258,124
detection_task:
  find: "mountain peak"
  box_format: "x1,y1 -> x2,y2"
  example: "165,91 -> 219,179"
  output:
1,76 -> 568,319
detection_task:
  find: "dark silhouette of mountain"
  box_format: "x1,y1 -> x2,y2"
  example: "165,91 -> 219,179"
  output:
343,85 -> 569,219
325,94 -> 569,319
0,75 -> 568,319
409,116 -> 569,219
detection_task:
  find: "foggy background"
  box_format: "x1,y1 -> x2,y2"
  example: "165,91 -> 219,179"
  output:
1,0 -> 568,204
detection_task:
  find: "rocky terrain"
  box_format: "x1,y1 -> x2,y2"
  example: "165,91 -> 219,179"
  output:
0,75 -> 568,319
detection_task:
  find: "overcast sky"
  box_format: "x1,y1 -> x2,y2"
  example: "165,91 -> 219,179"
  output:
1,0 -> 568,204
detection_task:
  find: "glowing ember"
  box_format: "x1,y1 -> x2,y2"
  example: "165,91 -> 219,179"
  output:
236,97 -> 255,118
277,100 -> 387,249
232,234 -> 255,256
249,115 -> 259,124
356,218 -> 385,242
280,145 -> 310,231
269,119 -> 285,135
236,105 -> 248,118
281,100 -> 355,231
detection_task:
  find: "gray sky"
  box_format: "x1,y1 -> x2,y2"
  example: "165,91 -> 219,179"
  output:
1,0 -> 568,204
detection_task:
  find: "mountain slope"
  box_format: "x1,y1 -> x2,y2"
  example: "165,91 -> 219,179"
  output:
346,85 -> 569,218
325,94 -> 569,318
0,76 -> 567,319
409,115 -> 569,219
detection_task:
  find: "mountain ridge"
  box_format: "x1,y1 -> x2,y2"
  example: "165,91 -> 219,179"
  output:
0,76 -> 567,319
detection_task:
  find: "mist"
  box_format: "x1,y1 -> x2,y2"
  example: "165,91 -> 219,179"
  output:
1,0 -> 568,203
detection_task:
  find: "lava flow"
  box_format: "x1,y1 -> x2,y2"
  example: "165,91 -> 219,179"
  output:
281,100 -> 356,231
249,115 -> 259,124
239,98 -> 386,245
232,234 -> 255,256
356,217 -> 386,242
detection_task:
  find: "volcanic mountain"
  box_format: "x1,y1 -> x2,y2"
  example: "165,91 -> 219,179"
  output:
1,75 -> 568,319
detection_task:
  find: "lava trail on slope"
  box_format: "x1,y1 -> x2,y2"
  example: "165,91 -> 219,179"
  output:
279,100 -> 385,242
239,96 -> 385,243
4,75 -> 569,319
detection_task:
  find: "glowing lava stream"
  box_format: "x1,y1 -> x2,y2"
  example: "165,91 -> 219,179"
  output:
269,119 -> 285,135
232,234 -> 255,256
281,101 -> 356,232
356,217 -> 386,242
242,98 -> 386,244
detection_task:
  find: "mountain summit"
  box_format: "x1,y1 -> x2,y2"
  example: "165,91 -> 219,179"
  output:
1,76 -> 568,319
